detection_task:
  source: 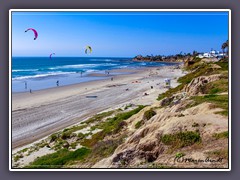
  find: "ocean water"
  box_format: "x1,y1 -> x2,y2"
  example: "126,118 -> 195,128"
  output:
12,57 -> 177,92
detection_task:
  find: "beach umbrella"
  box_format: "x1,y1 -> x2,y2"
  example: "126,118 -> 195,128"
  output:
49,53 -> 56,59
25,28 -> 38,40
85,46 -> 92,54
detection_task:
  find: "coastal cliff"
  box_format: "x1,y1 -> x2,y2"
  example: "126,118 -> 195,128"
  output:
91,59 -> 228,168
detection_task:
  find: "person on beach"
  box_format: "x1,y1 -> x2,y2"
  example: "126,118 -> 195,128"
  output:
151,86 -> 153,89
30,89 -> 32,93
56,80 -> 59,86
111,77 -> 113,81
25,82 -> 27,89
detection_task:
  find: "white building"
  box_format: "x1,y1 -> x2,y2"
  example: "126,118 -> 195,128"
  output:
197,49 -> 224,59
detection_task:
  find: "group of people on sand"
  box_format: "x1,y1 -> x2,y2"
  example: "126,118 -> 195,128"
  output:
26,80 -> 60,94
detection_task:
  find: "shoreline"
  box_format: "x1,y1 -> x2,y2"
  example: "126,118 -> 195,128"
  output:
12,65 -> 185,149
12,68 -> 144,94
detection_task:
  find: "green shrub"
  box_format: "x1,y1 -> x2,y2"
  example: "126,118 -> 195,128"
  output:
124,104 -> 133,110
143,109 -> 156,120
201,79 -> 228,95
82,106 -> 145,148
215,62 -> 228,71
191,94 -> 228,116
26,147 -> 90,168
70,142 -> 78,149
14,154 -> 23,162
63,128 -> 70,132
175,152 -> 185,158
135,120 -> 143,129
61,131 -> 72,140
50,134 -> 58,142
213,131 -> 228,139
77,132 -> 85,139
161,131 -> 201,149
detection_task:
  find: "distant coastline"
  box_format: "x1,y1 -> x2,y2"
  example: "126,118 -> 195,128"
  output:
132,58 -> 183,63
132,54 -> 187,63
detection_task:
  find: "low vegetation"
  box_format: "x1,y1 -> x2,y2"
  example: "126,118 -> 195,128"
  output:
157,60 -> 228,101
190,94 -> 228,116
83,135 -> 126,165
157,84 -> 184,101
175,152 -> 185,158
82,105 -> 145,148
26,147 -> 91,168
135,120 -> 144,129
148,163 -> 173,169
143,109 -> 156,120
206,148 -> 228,159
26,105 -> 146,168
201,78 -> 228,94
14,154 -> 23,162
161,131 -> 201,150
213,131 -> 228,139
84,110 -> 115,125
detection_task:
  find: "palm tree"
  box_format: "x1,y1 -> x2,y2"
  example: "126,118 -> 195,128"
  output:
192,50 -> 198,57
221,40 -> 229,58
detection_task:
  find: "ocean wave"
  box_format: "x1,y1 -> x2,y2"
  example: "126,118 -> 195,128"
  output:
12,69 -> 38,72
49,63 -> 117,70
49,64 -> 99,70
89,59 -> 121,63
12,72 -> 74,80
102,63 -> 118,66
85,69 -> 96,73
118,66 -> 127,68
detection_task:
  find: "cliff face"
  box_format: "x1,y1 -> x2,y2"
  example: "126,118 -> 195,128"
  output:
92,60 -> 229,169
93,101 -> 228,168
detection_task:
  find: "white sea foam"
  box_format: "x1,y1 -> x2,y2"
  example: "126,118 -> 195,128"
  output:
12,69 -> 38,72
85,69 -> 96,73
12,72 -> 74,80
49,64 -> 99,70
49,63 -> 117,70
119,65 -> 129,69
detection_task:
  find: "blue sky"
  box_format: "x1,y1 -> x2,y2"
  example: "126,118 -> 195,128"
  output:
12,11 -> 229,57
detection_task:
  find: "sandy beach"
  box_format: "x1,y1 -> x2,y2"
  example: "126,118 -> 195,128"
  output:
12,65 -> 184,149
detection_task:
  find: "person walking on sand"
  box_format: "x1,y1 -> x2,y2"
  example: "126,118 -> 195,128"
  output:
111,77 -> 113,81
30,89 -> 32,93
25,81 -> 27,89
56,80 -> 59,87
